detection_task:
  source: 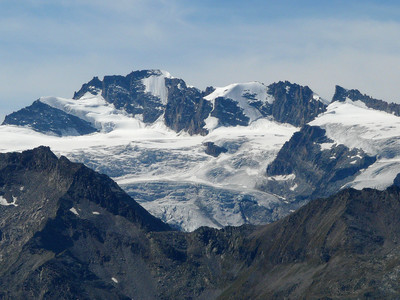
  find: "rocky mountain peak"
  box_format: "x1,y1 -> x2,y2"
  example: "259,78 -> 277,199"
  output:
266,80 -> 328,126
73,76 -> 103,99
332,85 -> 400,116
3,69 -> 334,137
332,85 -> 366,103
1,100 -> 98,136
0,146 -> 170,232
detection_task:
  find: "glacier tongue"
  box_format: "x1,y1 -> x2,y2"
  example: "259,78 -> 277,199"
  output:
0,109 -> 297,231
122,181 -> 281,232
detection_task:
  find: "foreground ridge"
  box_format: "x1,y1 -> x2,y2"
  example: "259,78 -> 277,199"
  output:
1,147 -> 400,298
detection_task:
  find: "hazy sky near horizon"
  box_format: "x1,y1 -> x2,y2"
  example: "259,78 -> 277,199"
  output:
1,0 -> 400,120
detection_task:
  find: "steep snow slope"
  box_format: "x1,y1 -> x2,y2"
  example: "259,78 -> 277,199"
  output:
141,70 -> 172,105
204,82 -> 273,123
40,93 -> 143,132
310,99 -> 400,190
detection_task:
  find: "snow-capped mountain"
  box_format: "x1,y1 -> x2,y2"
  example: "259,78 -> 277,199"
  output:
2,69 -> 400,231
3,70 -> 327,136
263,94 -> 400,201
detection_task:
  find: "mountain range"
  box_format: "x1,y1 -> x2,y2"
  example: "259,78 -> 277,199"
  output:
1,146 -> 400,299
1,69 -> 400,231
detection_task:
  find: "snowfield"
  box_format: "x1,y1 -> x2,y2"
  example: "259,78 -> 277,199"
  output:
3,85 -> 400,231
0,92 -> 297,231
310,98 -> 400,190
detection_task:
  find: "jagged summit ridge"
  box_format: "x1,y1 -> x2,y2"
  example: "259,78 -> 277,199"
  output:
2,69 -> 329,136
333,84 -> 400,116
3,70 -> 400,232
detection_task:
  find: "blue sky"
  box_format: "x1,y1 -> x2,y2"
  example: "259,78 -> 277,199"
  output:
1,0 -> 400,120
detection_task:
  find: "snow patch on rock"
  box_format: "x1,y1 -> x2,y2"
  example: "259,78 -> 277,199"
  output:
0,196 -> 18,207
204,82 -> 273,123
142,71 -> 171,105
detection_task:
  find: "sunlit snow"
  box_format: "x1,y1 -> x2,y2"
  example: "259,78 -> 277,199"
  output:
0,92 -> 298,231
69,207 -> 79,216
111,277 -> 118,283
141,70 -> 172,105
204,82 -> 274,122
310,98 -> 400,190
0,195 -> 18,207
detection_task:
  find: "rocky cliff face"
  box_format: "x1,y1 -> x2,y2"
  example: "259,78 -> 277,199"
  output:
75,70 -> 169,123
164,78 -> 213,135
261,125 -> 376,201
73,70 -> 213,134
267,81 -> 327,126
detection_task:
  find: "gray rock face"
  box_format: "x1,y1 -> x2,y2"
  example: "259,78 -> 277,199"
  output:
261,125 -> 377,201
2,70 -> 329,137
1,100 -> 97,136
203,142 -> 228,157
211,97 -> 250,127
267,81 -> 327,126
91,70 -> 167,123
333,85 -> 400,116
164,78 -> 213,135
205,81 -> 327,129
73,73 -> 329,133
73,70 -> 214,134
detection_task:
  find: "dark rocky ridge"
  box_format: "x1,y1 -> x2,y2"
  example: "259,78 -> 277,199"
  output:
0,147 -> 248,299
2,147 -> 400,298
333,85 -> 400,116
262,125 -> 377,201
164,77 -> 213,135
74,70 -> 213,135
210,97 -> 250,127
2,70 -> 330,136
78,70 -> 167,123
2,100 -> 97,136
0,147 -> 169,299
220,186 -> 400,299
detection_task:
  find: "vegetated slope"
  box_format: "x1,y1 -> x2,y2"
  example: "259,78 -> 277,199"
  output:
2,147 -> 400,299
